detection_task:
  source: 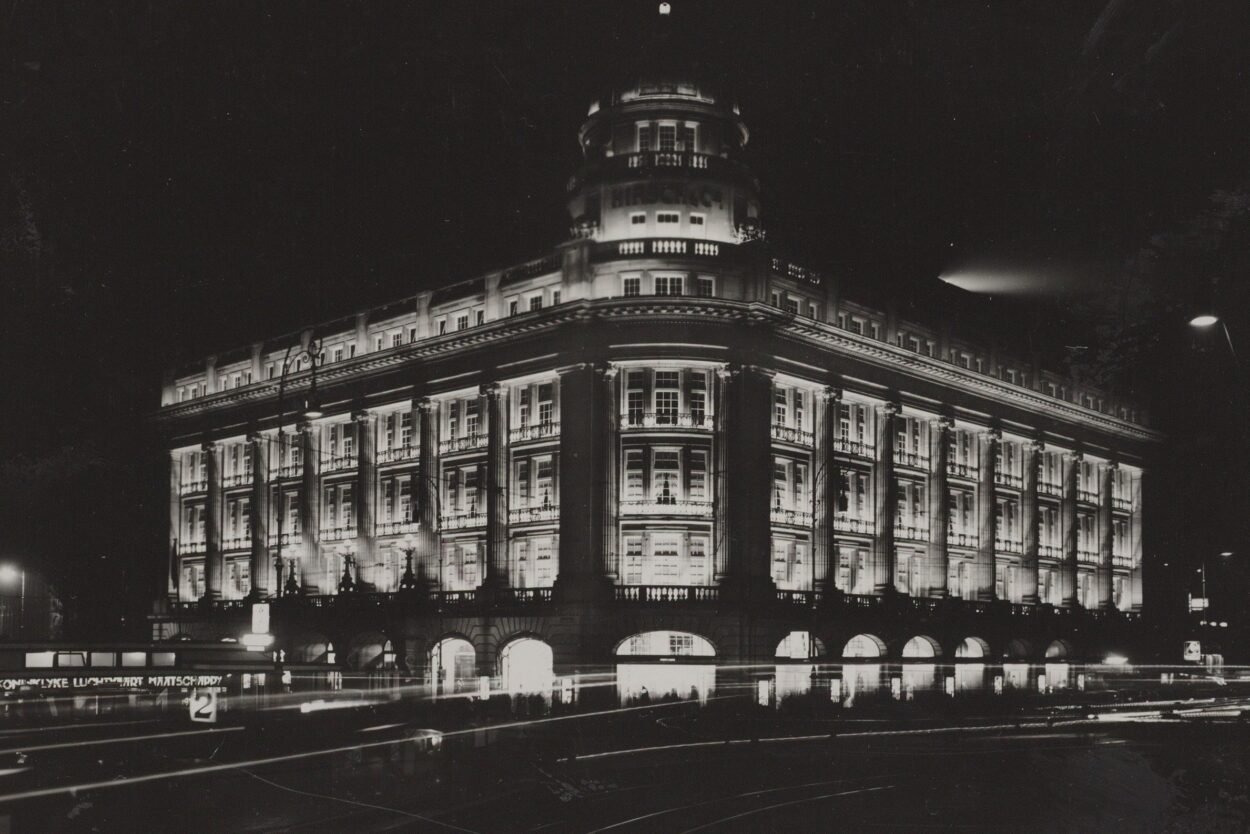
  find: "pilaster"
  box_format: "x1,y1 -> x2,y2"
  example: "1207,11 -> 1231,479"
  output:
248,432 -> 271,597
1020,437 -> 1042,605
203,441 -> 223,600
415,398 -> 440,583
482,383 -> 510,589
354,411 -> 378,582
975,428 -> 1000,601
926,416 -> 953,597
1098,462 -> 1116,610
813,387 -> 841,593
1061,451 -> 1081,608
299,420 -> 324,594
871,402 -> 899,594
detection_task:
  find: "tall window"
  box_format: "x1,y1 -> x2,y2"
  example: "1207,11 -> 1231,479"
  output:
637,123 -> 653,152
694,277 -> 714,297
537,384 -> 554,426
689,451 -> 708,501
653,450 -> 681,504
654,372 -> 679,423
624,451 -> 645,500
622,276 -> 642,297
658,124 -> 676,152
689,372 -> 707,425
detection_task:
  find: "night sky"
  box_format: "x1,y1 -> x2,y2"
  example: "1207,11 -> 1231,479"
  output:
3,1 -> 1248,635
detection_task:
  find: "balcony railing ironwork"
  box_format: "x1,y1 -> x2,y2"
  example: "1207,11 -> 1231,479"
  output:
833,437 -> 873,458
177,540 -> 206,555
776,589 -> 822,607
1078,549 -> 1099,564
615,585 -> 719,603
771,424 -> 814,446
833,516 -> 875,535
222,473 -> 252,489
622,412 -> 710,431
509,422 -> 560,443
1078,489 -> 1099,504
1113,496 -> 1133,511
1038,481 -> 1063,497
267,532 -> 295,548
509,505 -> 560,525
510,587 -> 554,604
620,499 -> 713,517
180,480 -> 207,495
377,446 -> 418,465
1113,553 -> 1133,567
439,434 -> 488,455
222,536 -> 248,552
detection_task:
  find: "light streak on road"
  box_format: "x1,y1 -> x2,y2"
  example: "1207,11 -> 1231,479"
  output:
674,785 -> 896,833
0,725 -> 243,757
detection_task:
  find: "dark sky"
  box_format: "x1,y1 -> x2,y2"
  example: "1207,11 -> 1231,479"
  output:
3,1 -> 1248,633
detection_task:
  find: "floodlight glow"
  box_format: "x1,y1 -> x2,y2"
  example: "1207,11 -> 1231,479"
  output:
1190,314 -> 1220,328
1104,654 -> 1129,666
0,566 -> 19,584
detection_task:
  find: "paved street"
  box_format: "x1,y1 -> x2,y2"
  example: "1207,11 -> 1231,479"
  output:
1,689 -> 1249,832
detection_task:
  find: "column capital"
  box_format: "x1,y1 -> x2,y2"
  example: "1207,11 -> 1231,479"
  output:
878,401 -> 900,417
246,430 -> 266,444
556,362 -> 594,378
598,363 -> 620,381
415,396 -> 434,413
1066,449 -> 1084,463
351,409 -> 372,423
741,364 -> 776,380
1027,436 -> 1045,453
931,415 -> 955,432
201,439 -> 218,453
715,364 -> 738,383
980,426 -> 1002,442
818,385 -> 843,404
479,381 -> 504,399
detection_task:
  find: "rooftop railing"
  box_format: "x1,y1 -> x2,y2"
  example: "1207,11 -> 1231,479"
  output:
615,585 -> 719,603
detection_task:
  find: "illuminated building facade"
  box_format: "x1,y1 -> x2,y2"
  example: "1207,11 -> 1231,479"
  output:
152,45 -> 1158,702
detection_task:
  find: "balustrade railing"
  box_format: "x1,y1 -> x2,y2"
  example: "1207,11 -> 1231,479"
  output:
833,516 -> 875,535
771,424 -> 814,446
1038,481 -> 1063,497
832,437 -> 873,458
771,507 -> 813,527
946,461 -> 978,479
509,422 -> 560,443
377,520 -> 419,536
1039,543 -> 1061,559
622,412 -> 710,430
1078,549 -> 1099,564
893,449 -> 930,469
620,499 -> 713,517
995,536 -> 1024,553
994,470 -> 1023,489
947,530 -> 980,548
615,585 -> 719,603
319,526 -> 357,542
177,540 -> 206,555
222,473 -> 252,489
894,522 -> 928,541
267,532 -> 294,548
770,257 -> 824,287
442,509 -> 486,530
776,589 -> 821,607
509,505 -> 560,525
222,536 -> 248,552
1078,489 -> 1099,504
180,480 -> 207,495
439,434 -> 488,454
510,587 -> 554,604
1113,553 -> 1133,568
377,446 -> 418,465
323,455 -> 357,473
1113,496 -> 1133,511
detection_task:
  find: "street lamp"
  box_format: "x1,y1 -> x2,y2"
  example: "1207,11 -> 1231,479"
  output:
1189,313 -> 1238,364
0,565 -> 26,640
337,543 -> 357,594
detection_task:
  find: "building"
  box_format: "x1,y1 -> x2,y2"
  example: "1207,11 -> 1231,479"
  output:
152,22 -> 1159,703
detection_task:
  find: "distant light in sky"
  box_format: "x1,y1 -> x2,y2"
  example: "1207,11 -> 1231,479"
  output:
939,258 -> 1096,296
1189,314 -> 1220,328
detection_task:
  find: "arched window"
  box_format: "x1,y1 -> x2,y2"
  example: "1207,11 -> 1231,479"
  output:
500,637 -> 553,695
616,631 -> 715,657
955,638 -> 989,659
430,637 -> 476,694
842,634 -> 886,659
901,636 -> 940,658
776,631 -> 824,660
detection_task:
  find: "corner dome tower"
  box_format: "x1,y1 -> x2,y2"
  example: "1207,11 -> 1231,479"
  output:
565,4 -> 761,245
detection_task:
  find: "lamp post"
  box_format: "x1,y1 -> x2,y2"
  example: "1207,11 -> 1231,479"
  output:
1195,550 -> 1237,623
1189,314 -> 1238,366
0,565 -> 26,640
272,338 -> 323,598
337,543 -> 357,594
